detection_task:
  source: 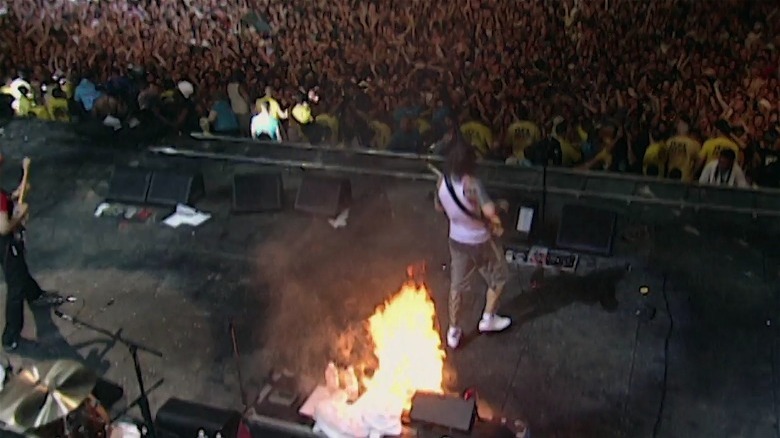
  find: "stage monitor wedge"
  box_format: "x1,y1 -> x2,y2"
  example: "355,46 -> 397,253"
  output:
233,172 -> 283,213
155,398 -> 241,438
294,174 -> 351,217
147,170 -> 205,207
409,392 -> 476,433
556,204 -> 617,256
106,167 -> 153,204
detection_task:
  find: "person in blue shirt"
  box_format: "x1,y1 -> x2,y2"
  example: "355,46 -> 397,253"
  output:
392,96 -> 421,128
203,94 -> 239,135
431,97 -> 454,140
387,116 -> 422,153
73,72 -> 103,114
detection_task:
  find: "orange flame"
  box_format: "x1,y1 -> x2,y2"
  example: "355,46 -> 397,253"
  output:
358,279 -> 446,412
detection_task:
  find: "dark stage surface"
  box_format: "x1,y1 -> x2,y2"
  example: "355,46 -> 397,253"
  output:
1,120 -> 779,437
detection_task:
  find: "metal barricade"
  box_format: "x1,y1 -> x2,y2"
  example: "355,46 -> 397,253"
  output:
149,135 -> 780,219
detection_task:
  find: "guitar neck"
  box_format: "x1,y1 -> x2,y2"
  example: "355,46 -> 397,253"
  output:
18,163 -> 30,204
18,177 -> 29,204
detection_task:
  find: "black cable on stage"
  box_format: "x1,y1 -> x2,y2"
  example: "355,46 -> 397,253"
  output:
622,315 -> 641,428
652,274 -> 671,438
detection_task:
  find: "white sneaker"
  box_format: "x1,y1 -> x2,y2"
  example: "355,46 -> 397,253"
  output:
447,326 -> 462,349
478,314 -> 511,333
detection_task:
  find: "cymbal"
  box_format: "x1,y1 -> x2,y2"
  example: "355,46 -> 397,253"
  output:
0,360 -> 97,430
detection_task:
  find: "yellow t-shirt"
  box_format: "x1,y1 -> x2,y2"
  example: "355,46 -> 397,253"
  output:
369,120 -> 392,150
62,82 -> 74,99
47,98 -> 70,122
507,120 -> 541,160
255,96 -> 285,120
666,135 -> 700,181
460,121 -> 493,156
316,113 -> 339,143
0,85 -> 13,96
643,142 -> 668,177
577,125 -> 588,143
559,137 -> 581,167
417,118 -> 431,135
29,104 -> 51,121
14,96 -> 32,117
291,103 -> 313,125
699,136 -> 739,164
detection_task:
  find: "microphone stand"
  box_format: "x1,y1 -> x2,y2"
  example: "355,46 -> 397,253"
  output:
229,320 -> 248,411
56,312 -> 162,438
536,140 -> 551,245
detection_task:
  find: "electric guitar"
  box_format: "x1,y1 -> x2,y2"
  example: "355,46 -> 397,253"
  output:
16,157 -> 31,242
426,163 -> 506,237
19,157 -> 30,204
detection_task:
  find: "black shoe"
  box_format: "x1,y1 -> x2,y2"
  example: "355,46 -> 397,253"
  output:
31,291 -> 65,307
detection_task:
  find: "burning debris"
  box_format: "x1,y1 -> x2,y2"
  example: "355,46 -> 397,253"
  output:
309,265 -> 446,437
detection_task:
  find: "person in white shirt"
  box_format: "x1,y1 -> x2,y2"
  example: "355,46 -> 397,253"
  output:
434,140 -> 511,349
250,102 -> 282,142
8,72 -> 31,101
698,149 -> 749,188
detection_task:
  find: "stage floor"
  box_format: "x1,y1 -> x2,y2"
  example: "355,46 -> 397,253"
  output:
1,120 -> 779,437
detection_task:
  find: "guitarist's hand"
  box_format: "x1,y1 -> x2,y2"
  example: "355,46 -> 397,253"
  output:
11,183 -> 30,200
14,203 -> 29,220
489,215 -> 504,237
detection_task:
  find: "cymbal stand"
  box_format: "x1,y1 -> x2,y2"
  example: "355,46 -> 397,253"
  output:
58,314 -> 163,438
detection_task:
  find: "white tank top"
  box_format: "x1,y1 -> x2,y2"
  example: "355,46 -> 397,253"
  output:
438,176 -> 490,245
227,83 -> 249,114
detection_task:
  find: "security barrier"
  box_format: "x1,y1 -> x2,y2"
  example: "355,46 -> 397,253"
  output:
149,134 -> 780,219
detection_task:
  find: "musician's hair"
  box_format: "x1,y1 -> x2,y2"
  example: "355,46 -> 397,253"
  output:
445,140 -> 477,178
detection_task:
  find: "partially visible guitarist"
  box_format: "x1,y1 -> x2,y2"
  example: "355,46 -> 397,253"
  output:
0,154 -> 62,351
434,141 -> 511,349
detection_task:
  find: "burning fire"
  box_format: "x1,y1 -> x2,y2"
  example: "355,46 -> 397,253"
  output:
313,268 -> 447,436
359,279 -> 446,412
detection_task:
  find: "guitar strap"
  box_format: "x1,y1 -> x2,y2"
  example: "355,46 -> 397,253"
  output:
443,175 -> 484,222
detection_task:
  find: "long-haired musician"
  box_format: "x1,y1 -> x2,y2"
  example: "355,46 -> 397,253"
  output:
434,141 -> 512,349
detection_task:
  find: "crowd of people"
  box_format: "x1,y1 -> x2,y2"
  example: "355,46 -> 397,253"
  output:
1,0 -> 779,187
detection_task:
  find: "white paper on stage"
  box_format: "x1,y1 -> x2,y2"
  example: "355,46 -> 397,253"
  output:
516,207 -> 534,233
308,363 -> 402,438
148,146 -> 178,155
328,209 -> 350,229
162,204 -> 211,228
299,385 -> 332,418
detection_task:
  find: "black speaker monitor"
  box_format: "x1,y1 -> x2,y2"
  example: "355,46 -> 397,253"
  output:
556,204 -> 617,256
155,398 -> 241,438
106,167 -> 152,204
146,171 -> 205,207
232,172 -> 283,213
409,392 -> 476,433
294,174 -> 351,217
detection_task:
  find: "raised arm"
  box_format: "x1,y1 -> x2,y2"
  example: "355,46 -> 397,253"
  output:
0,196 -> 27,236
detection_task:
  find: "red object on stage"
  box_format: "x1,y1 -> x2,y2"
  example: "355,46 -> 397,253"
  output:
237,420 -> 252,438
